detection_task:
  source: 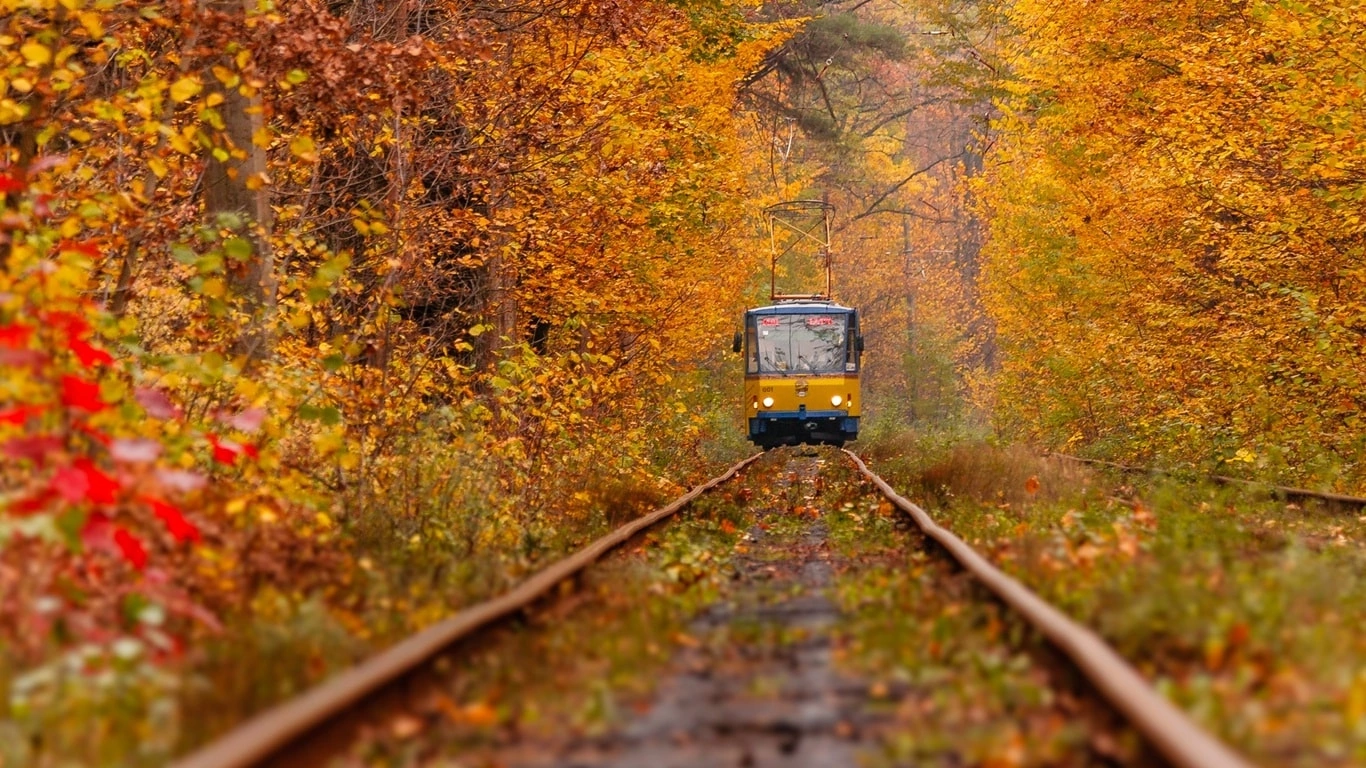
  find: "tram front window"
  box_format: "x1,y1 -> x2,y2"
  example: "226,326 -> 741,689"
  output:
755,314 -> 847,374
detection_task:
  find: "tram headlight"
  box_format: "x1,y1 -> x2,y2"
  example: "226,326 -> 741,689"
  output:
761,396 -> 775,408
830,395 -> 843,407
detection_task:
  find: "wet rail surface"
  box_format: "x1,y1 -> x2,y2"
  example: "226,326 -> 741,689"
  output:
174,449 -> 1254,768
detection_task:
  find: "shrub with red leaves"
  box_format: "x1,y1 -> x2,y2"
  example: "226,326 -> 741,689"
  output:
0,297 -> 242,667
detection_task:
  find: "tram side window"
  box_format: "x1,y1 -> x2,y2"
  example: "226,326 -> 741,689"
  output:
746,323 -> 760,374
846,315 -> 859,372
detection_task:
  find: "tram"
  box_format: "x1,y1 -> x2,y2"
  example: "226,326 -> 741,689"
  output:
735,201 -> 862,449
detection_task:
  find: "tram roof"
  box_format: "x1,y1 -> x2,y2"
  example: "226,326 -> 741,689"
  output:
746,301 -> 856,315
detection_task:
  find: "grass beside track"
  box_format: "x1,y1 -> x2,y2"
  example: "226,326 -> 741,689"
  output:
335,457 -> 770,766
861,441 -> 1366,766
814,453 -> 1151,767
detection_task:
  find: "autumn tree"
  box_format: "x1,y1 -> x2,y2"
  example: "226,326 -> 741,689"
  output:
2,0 -> 802,759
978,0 -> 1366,490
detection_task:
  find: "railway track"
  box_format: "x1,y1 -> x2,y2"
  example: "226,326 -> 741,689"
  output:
173,449 -> 1255,768
1045,452 -> 1366,510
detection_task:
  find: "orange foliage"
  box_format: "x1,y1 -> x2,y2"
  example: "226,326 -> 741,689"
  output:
979,0 -> 1366,490
0,0 -> 788,725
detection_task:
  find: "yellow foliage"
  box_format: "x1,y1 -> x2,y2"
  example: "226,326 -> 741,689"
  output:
979,0 -> 1366,490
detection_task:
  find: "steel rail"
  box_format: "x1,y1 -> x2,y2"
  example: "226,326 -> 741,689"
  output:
844,450 -> 1256,768
172,452 -> 764,768
1047,452 -> 1366,509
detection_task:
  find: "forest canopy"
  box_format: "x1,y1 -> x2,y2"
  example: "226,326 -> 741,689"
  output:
978,0 -> 1366,490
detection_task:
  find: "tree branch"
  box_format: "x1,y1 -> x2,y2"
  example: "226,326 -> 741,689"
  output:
848,152 -> 965,222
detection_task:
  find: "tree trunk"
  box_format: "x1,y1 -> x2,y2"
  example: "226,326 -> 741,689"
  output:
202,0 -> 275,360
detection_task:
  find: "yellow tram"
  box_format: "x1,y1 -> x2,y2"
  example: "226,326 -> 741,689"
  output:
738,301 -> 862,448
735,200 -> 862,449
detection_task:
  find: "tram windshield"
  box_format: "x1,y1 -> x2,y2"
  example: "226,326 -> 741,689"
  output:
750,314 -> 849,374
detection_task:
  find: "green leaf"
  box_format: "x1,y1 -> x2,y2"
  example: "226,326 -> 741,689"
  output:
212,212 -> 244,230
223,237 -> 252,262
56,509 -> 85,551
195,252 -> 224,275
314,254 -> 350,283
298,404 -> 342,425
170,243 -> 197,265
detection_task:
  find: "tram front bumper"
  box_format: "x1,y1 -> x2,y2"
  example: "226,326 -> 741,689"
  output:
749,410 -> 859,439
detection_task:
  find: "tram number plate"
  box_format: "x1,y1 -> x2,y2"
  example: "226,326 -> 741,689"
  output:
759,318 -> 781,327
805,316 -> 836,327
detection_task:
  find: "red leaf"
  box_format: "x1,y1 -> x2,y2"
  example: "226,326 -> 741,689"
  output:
0,323 -> 34,349
0,173 -> 22,194
51,459 -> 120,504
146,630 -> 187,662
242,442 -> 259,460
0,348 -> 47,368
153,468 -> 207,493
0,404 -> 46,426
110,438 -> 162,463
135,387 -> 180,419
1,435 -> 63,463
142,496 -> 201,543
228,407 -> 267,433
60,375 -> 106,412
57,240 -> 101,258
76,459 -> 120,503
207,433 -> 242,465
81,511 -> 113,551
43,311 -> 91,339
51,465 -> 90,503
28,155 -> 66,174
11,488 -> 55,515
69,338 -> 113,367
113,528 -> 148,570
